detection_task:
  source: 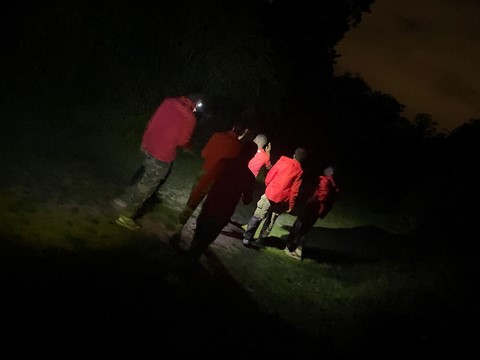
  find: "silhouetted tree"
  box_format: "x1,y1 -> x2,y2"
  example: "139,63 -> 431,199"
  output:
412,113 -> 441,139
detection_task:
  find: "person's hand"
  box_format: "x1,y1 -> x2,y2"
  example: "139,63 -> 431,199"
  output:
182,147 -> 196,156
286,207 -> 293,214
238,128 -> 249,140
265,142 -> 271,153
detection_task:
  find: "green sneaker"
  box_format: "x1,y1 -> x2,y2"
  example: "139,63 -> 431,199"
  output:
115,215 -> 141,231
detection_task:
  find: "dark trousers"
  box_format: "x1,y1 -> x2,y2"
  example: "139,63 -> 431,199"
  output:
286,202 -> 319,251
187,215 -> 227,261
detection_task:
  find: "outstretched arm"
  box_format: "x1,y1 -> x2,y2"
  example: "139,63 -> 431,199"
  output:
265,143 -> 272,169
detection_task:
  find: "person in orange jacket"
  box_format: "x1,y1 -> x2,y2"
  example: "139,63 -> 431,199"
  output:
113,93 -> 203,231
178,120 -> 249,225
284,165 -> 340,260
242,147 -> 308,247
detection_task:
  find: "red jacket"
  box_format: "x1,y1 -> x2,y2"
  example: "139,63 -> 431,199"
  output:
264,156 -> 303,210
248,148 -> 271,177
199,157 -> 256,224
200,130 -> 242,172
311,175 -> 339,218
141,96 -> 197,162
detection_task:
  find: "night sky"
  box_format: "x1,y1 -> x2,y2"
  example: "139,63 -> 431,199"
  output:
4,0 -> 480,134
334,0 -> 480,131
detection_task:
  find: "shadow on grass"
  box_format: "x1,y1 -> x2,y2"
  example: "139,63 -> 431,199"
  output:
0,234 -> 330,357
258,224 -> 413,264
300,225 -> 410,264
220,229 -> 244,240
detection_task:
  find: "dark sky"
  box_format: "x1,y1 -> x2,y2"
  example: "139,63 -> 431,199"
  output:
6,0 -> 480,133
334,0 -> 480,131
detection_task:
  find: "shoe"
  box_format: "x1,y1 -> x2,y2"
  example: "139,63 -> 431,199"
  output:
115,215 -> 141,230
294,248 -> 303,258
242,238 -> 251,248
284,247 -> 301,260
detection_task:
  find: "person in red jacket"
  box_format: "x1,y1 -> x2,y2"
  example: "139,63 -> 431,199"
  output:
113,94 -> 203,231
178,120 -> 249,225
284,165 -> 340,260
177,141 -> 258,266
248,134 -> 272,178
242,147 -> 307,247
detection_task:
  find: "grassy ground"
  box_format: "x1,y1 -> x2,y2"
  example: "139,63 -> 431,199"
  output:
0,122 -> 476,357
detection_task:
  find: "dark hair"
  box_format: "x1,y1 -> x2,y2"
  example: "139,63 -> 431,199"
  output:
187,93 -> 204,103
294,148 -> 308,163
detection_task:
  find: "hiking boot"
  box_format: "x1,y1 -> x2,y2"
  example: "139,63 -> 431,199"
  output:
115,215 -> 141,231
284,247 -> 301,260
242,238 -> 252,248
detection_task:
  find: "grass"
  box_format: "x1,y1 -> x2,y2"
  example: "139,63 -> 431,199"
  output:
0,113 -> 477,357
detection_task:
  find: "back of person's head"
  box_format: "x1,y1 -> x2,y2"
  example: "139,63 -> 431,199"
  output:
293,147 -> 307,163
253,134 -> 268,148
186,93 -> 203,102
186,93 -> 205,112
237,141 -> 258,164
323,165 -> 335,177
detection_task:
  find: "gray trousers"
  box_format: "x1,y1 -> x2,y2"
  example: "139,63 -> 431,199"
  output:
119,152 -> 172,218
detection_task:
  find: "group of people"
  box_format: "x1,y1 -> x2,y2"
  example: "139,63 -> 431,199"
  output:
112,94 -> 339,266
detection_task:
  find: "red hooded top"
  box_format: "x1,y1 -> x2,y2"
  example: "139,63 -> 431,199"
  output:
311,175 -> 339,218
264,155 -> 303,210
200,130 -> 242,172
248,148 -> 272,177
141,96 -> 197,162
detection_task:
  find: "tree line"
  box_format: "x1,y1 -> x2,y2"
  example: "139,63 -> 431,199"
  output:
2,0 -> 478,245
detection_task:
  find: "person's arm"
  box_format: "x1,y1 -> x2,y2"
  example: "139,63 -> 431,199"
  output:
288,172 -> 303,212
264,161 -> 277,186
178,113 -> 197,150
237,128 -> 249,141
264,144 -> 272,169
181,146 -> 196,156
